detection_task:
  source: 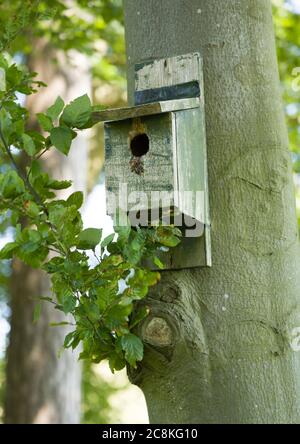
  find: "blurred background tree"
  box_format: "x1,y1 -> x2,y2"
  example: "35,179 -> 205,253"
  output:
0,0 -> 299,424
0,0 -> 128,424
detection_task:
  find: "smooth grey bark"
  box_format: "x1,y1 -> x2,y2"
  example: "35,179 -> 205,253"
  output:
4,44 -> 90,424
124,0 -> 300,424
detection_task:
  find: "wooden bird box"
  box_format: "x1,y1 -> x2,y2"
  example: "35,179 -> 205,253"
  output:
94,53 -> 211,269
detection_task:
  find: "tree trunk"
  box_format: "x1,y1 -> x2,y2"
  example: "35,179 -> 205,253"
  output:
4,43 -> 90,424
124,0 -> 300,424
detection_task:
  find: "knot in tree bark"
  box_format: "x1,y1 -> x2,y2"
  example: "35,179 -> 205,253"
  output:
142,316 -> 173,347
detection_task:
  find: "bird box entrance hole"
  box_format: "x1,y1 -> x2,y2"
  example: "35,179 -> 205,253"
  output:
130,133 -> 149,157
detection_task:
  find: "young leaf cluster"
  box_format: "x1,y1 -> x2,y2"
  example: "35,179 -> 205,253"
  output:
0,54 -> 181,371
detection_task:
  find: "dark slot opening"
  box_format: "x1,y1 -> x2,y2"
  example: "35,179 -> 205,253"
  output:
130,133 -> 149,157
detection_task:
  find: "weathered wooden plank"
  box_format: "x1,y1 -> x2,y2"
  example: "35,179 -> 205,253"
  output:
135,53 -> 202,94
105,113 -> 176,216
92,97 -> 199,123
174,108 -> 205,222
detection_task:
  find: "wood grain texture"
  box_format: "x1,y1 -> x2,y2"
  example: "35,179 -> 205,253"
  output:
135,53 -> 203,92
105,113 -> 175,215
93,97 -> 199,123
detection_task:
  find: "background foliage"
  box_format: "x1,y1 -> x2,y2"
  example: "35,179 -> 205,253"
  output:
0,0 -> 179,423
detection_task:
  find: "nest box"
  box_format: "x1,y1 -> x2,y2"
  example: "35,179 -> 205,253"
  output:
94,53 -> 211,269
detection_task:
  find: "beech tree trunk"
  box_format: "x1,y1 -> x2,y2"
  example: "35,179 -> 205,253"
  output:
4,43 -> 90,424
124,0 -> 300,424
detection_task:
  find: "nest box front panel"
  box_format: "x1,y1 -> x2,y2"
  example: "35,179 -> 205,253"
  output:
105,112 -> 175,215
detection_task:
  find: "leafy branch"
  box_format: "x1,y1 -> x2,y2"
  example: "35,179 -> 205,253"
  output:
0,54 -> 181,371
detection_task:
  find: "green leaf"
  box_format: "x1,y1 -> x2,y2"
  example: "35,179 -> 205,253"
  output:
77,228 -> 102,250
18,243 -> 48,268
67,191 -> 83,209
108,352 -> 126,373
43,257 -> 64,274
47,179 -> 72,190
114,223 -> 131,246
37,113 -> 53,132
26,201 -> 40,218
0,242 -> 18,259
39,296 -> 54,303
155,226 -> 182,247
61,293 -> 77,314
0,170 -> 25,198
120,333 -> 144,368
21,133 -> 36,156
33,303 -> 42,324
64,331 -> 76,348
15,228 -> 48,268
60,94 -> 92,128
130,306 -> 150,329
50,126 -> 73,155
50,322 -> 72,327
46,96 -> 64,121
30,160 -> 42,179
153,256 -> 165,269
101,233 -> 115,248
105,303 -> 132,330
0,108 -> 12,140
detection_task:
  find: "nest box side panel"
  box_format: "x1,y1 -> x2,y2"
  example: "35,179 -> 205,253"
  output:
174,108 -> 206,223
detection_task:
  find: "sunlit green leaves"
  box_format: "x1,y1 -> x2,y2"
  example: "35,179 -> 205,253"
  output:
108,352 -> 126,373
0,170 -> 25,199
50,126 -> 73,155
119,334 -> 143,368
37,113 -> 53,132
154,226 -> 182,247
130,306 -> 150,330
46,96 -> 64,121
67,191 -> 84,210
101,233 -> 115,249
15,228 -> 49,268
77,228 -> 102,250
61,292 -> 77,315
25,201 -> 40,218
0,33 -> 182,371
60,94 -> 92,129
0,242 -> 18,260
47,179 -> 72,190
21,133 -> 36,156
